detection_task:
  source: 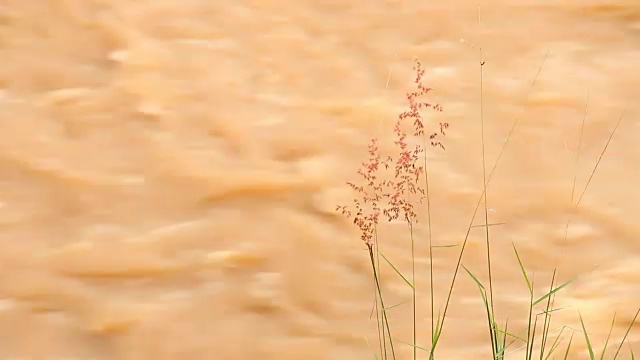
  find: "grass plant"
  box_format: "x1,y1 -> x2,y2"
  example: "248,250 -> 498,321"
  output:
337,56 -> 638,359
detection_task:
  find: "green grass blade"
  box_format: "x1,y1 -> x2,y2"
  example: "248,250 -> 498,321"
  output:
463,265 -> 486,290
529,314 -> 540,360
432,244 -> 459,248
379,251 -> 413,289
525,274 -> 536,360
470,222 -> 506,229
579,312 -> 595,360
463,266 -> 490,313
502,319 -> 509,352
512,243 -> 532,294
563,333 -> 574,360
431,310 -> 443,360
463,265 -> 499,358
539,271 -> 557,359
383,301 -> 410,312
393,338 -> 431,353
533,277 -> 574,306
494,319 -> 509,360
432,311 -> 443,345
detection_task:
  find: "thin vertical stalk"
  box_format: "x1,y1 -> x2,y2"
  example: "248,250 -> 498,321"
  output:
479,50 -> 497,356
408,218 -> 417,360
369,245 -> 396,360
435,50 -> 548,345
373,231 -> 386,359
422,137 -> 436,360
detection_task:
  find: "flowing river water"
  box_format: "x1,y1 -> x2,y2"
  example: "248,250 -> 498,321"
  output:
0,1 -> 639,359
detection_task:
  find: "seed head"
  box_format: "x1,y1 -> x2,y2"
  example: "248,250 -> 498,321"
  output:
339,59 -> 449,248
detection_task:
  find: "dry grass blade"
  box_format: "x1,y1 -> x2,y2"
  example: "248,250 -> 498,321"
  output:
504,325 -> 576,358
470,222 -> 506,229
612,308 -> 640,359
563,91 -> 589,241
575,112 -> 624,208
544,326 -> 568,360
599,313 -> 616,359
364,337 -> 381,360
563,333 -> 575,360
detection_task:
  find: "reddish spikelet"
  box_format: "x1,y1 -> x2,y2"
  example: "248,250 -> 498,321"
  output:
337,138 -> 384,248
399,59 -> 447,149
339,59 -> 448,247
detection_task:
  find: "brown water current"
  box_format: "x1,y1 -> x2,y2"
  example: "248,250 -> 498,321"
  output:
0,1 -> 639,359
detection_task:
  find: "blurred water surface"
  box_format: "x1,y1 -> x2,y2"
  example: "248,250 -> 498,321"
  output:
0,1 -> 639,359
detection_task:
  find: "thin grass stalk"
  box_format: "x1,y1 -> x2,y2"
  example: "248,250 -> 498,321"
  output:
408,218 -> 417,360
563,92 -> 588,243
338,53 -> 636,360
477,6 -> 498,355
562,333 -> 574,360
371,231 -> 385,359
478,52 -> 498,358
530,314 -> 541,358
575,112 -> 624,208
368,244 -> 396,360
375,233 -> 385,359
499,320 -> 509,360
599,313 -> 616,359
539,271 -> 557,359
371,229 -> 389,359
611,308 -> 640,359
421,137 -> 436,360
544,326 -> 567,360
526,274 -> 536,360
434,52 -> 549,347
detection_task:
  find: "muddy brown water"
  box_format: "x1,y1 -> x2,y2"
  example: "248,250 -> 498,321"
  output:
0,1 -> 639,359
